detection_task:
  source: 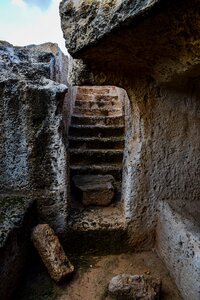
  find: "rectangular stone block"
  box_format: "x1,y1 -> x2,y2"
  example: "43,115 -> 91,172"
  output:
73,174 -> 115,206
32,224 -> 74,282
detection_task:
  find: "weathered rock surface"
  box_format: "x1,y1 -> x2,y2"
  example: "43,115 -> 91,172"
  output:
60,0 -> 159,55
0,195 -> 36,300
32,224 -> 74,282
26,42 -> 69,85
60,0 -> 200,299
157,202 -> 200,300
0,42 -> 71,297
108,274 -> 162,300
73,175 -> 115,206
60,0 -> 200,84
0,42 -> 68,232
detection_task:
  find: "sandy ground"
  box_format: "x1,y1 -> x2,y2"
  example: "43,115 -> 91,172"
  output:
16,251 -> 182,300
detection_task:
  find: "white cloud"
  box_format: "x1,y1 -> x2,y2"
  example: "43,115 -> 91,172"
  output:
11,0 -> 27,10
1,0 -> 67,54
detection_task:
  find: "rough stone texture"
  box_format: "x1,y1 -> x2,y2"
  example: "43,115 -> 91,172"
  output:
64,85 -> 126,252
0,195 -> 36,300
108,274 -> 161,300
32,224 -> 74,282
0,42 -> 68,233
156,202 -> 200,300
60,0 -> 200,298
60,0 -> 159,55
73,175 -> 115,206
60,0 -> 200,85
26,42 -> 69,85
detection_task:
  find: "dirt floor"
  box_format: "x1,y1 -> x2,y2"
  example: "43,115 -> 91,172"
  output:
15,251 -> 182,300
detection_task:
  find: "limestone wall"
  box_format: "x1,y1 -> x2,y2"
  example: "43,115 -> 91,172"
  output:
60,0 -> 159,54
60,0 -> 200,298
0,43 -> 69,234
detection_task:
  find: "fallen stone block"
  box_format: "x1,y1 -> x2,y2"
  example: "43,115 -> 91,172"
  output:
72,174 -> 115,206
32,224 -> 74,282
108,274 -> 162,300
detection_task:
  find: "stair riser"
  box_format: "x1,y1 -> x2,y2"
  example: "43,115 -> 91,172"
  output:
69,139 -> 124,150
75,100 -> 121,110
76,94 -> 119,102
76,94 -> 94,101
73,107 -> 122,117
70,168 -> 122,181
71,116 -> 124,126
77,88 -> 112,95
68,126 -> 125,138
70,152 -> 123,164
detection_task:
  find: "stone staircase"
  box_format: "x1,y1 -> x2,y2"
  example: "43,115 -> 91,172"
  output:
69,86 -> 124,185
65,86 -> 127,253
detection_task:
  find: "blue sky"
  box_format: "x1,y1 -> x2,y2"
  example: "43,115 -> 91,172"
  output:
25,0 -> 52,11
0,0 -> 67,53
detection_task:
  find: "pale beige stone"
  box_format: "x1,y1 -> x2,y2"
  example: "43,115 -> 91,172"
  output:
108,274 -> 162,300
32,224 -> 74,282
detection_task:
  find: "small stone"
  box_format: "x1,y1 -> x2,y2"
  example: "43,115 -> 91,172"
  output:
72,175 -> 115,206
108,274 -> 162,300
32,224 -> 74,282
145,271 -> 151,275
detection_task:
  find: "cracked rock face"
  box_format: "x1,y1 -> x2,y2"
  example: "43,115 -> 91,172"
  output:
60,1 -> 200,299
60,0 -> 159,55
60,0 -> 200,84
0,42 -> 68,232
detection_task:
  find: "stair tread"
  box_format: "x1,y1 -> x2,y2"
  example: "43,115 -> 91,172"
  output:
70,164 -> 122,169
73,110 -> 122,117
69,124 -> 124,129
74,107 -> 121,110
75,99 -> 120,104
68,136 -> 124,141
69,149 -> 123,153
71,115 -> 124,126
72,114 -> 123,119
70,164 -> 122,181
68,203 -> 125,231
68,125 -> 124,138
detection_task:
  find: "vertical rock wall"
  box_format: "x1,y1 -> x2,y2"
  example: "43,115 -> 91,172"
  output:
60,0 -> 200,298
0,43 -> 69,233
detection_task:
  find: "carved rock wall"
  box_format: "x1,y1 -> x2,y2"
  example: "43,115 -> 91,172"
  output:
0,43 -> 68,233
60,0 -> 200,298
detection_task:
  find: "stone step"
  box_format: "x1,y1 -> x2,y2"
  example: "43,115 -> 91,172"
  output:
69,149 -> 123,164
64,203 -> 127,254
68,125 -> 124,138
77,86 -> 116,95
70,164 -> 122,181
76,94 -> 119,103
68,136 -> 124,149
71,115 -> 124,126
75,99 -> 121,110
73,107 -> 122,117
